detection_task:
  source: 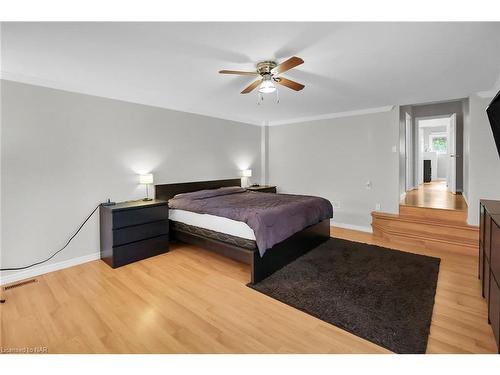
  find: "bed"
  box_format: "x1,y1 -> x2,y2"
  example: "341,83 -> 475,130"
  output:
156,178 -> 332,284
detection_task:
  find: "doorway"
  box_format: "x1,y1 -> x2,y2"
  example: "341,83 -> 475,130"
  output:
415,115 -> 455,192
400,99 -> 467,212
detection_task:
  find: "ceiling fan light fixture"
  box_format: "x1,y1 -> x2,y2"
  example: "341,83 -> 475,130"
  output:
258,75 -> 276,94
219,56 -> 304,95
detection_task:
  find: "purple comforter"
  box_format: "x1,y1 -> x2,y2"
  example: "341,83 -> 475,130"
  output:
168,187 -> 333,256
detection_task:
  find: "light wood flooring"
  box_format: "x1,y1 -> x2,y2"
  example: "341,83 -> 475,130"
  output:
0,227 -> 497,354
401,180 -> 468,211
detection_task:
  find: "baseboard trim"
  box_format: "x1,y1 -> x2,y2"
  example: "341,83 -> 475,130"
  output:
462,192 -> 469,207
0,252 -> 100,286
331,221 -> 373,233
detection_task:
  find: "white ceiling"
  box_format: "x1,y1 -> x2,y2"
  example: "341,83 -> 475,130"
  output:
2,22 -> 500,125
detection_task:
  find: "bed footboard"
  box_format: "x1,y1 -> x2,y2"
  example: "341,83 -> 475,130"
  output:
250,219 -> 331,284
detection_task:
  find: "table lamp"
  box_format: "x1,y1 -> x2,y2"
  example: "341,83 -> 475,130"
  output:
240,169 -> 252,187
139,173 -> 154,201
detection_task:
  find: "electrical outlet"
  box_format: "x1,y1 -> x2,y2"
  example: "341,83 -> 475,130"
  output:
375,203 -> 381,210
332,201 -> 340,209
365,180 -> 372,189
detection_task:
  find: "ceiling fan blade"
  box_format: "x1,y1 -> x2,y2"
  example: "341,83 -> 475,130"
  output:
241,79 -> 262,94
276,77 -> 305,91
271,56 -> 304,75
219,70 -> 259,76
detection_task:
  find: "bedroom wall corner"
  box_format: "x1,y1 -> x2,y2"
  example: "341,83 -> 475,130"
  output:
260,120 -> 269,185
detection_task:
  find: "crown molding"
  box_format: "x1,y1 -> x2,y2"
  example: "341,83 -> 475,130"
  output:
0,71 -> 262,126
477,74 -> 500,98
2,71 -> 398,128
268,105 -> 395,126
477,89 -> 499,99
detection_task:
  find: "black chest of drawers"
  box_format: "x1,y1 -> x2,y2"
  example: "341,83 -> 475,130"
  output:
100,199 -> 169,268
479,200 -> 500,353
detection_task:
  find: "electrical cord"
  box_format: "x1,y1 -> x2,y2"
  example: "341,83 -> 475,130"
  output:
0,204 -> 101,272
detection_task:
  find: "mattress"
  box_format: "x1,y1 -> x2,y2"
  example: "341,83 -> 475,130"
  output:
169,209 -> 256,240
168,187 -> 333,256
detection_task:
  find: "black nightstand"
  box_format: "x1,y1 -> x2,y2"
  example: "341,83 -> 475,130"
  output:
246,185 -> 277,193
99,199 -> 169,268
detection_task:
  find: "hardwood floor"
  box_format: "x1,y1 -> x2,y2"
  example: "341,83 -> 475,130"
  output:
1,227 -> 497,354
401,180 -> 468,211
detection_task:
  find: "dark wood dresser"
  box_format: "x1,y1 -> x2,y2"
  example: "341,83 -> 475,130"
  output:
100,199 -> 169,268
479,199 -> 500,353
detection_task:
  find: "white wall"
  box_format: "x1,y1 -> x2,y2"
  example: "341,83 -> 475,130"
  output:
0,26 -> 3,283
0,80 -> 261,282
0,84 -> 2,277
268,107 -> 400,231
466,94 -> 500,225
260,123 -> 269,185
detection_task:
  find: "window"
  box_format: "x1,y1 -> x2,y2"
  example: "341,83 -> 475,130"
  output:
429,134 -> 448,153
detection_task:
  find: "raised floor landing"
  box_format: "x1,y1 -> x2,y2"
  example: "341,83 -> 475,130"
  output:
401,180 -> 467,212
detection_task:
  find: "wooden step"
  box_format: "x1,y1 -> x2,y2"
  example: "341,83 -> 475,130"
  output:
372,209 -> 479,255
399,204 -> 468,224
371,226 -> 479,256
372,212 -> 478,246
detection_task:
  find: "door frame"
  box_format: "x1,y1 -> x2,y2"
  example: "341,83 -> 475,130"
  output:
405,112 -> 413,191
414,114 -> 455,188
447,113 -> 457,194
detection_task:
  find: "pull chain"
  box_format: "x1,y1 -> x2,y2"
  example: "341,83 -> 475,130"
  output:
257,92 -> 264,105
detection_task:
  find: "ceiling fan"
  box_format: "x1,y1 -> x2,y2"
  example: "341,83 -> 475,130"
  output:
219,56 -> 305,94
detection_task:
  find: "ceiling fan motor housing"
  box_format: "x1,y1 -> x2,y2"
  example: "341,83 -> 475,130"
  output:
256,61 -> 277,76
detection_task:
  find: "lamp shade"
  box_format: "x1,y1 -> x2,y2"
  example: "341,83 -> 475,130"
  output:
241,169 -> 252,177
139,173 -> 154,184
259,78 -> 276,94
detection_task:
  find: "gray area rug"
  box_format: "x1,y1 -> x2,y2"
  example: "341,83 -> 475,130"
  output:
249,238 -> 440,353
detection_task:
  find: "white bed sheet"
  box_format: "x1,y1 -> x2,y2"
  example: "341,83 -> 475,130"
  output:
169,209 -> 256,240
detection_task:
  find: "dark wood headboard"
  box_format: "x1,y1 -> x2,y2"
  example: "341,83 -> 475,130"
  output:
155,178 -> 241,202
